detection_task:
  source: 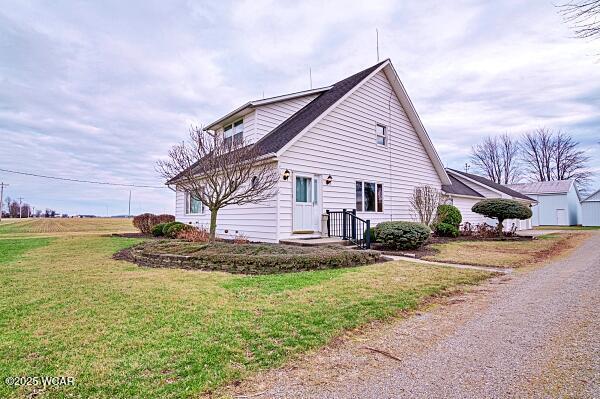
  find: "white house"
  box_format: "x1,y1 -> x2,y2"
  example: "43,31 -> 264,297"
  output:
581,188 -> 600,226
172,59 -> 532,242
442,169 -> 535,231
505,180 -> 581,226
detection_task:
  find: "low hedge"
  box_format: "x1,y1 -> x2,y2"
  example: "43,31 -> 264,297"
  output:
374,221 -> 431,250
125,241 -> 381,274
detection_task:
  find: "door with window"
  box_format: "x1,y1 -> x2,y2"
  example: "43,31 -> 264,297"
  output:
293,175 -> 321,232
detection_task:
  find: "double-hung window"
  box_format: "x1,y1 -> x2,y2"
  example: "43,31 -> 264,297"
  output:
355,181 -> 383,212
376,124 -> 386,146
224,119 -> 244,147
185,191 -> 203,215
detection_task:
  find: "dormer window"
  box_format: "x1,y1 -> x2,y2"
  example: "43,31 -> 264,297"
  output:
224,119 -> 244,146
376,124 -> 386,146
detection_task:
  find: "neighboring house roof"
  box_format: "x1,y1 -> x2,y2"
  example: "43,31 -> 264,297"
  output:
205,86 -> 332,130
505,180 -> 574,195
446,169 -> 534,201
253,59 -> 387,156
442,174 -> 484,198
582,188 -> 600,202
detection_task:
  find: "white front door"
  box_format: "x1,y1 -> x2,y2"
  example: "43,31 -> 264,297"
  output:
556,209 -> 567,225
293,175 -> 321,232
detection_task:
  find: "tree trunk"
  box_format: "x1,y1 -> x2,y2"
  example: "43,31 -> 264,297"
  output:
209,208 -> 218,241
496,218 -> 504,236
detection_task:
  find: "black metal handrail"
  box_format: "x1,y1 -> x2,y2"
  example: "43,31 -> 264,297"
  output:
326,209 -> 371,249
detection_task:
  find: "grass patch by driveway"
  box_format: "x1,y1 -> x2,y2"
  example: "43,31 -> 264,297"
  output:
423,233 -> 583,268
0,234 -> 492,398
534,225 -> 600,231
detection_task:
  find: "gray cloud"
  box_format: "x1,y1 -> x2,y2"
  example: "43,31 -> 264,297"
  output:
0,0 -> 598,215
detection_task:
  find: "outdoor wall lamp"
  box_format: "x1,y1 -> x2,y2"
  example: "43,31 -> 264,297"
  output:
282,169 -> 290,180
325,175 -> 333,185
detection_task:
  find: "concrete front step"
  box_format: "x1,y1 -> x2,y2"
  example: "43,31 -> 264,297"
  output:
279,237 -> 351,247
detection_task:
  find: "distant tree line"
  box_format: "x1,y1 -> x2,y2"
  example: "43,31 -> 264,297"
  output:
469,128 -> 592,191
1,196 -> 58,218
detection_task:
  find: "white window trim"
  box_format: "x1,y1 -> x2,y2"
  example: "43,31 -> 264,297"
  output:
356,181 -> 383,213
224,118 -> 244,145
375,123 -> 387,146
184,191 -> 204,215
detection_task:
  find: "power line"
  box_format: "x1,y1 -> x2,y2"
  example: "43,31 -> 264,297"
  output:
0,168 -> 166,189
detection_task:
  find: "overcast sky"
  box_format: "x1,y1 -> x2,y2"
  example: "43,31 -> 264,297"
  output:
1,0 -> 598,215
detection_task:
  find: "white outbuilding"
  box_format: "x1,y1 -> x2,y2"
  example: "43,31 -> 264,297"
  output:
505,180 -> 581,226
581,189 -> 600,227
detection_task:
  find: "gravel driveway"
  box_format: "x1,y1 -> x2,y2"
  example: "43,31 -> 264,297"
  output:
225,233 -> 600,398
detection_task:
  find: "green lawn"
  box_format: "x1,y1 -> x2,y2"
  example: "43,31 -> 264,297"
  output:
0,234 -> 492,398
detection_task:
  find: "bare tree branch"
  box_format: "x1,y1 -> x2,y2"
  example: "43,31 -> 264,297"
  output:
156,126 -> 279,240
470,134 -> 520,184
409,186 -> 442,225
521,127 -> 592,190
558,0 -> 600,39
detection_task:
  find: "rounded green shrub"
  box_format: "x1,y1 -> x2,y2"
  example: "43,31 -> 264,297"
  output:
164,222 -> 193,238
374,221 -> 431,250
161,221 -> 179,236
152,223 -> 167,237
436,204 -> 462,227
433,222 -> 459,237
472,199 -> 532,233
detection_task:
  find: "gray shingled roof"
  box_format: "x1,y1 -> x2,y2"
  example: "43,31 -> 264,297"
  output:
583,188 -> 600,202
442,174 -> 484,197
166,60 -> 387,185
505,180 -> 573,195
254,59 -> 388,156
447,169 -> 534,201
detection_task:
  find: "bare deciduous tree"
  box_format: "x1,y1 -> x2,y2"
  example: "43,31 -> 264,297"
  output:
157,126 -> 279,240
521,128 -> 591,188
409,186 -> 442,225
521,128 -> 555,182
558,0 -> 600,40
470,134 -> 520,184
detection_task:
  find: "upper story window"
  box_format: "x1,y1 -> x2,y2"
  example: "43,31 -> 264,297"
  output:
376,124 -> 386,146
185,191 -> 204,215
224,119 -> 244,147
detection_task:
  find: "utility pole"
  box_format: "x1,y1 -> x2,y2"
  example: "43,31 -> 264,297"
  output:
128,190 -> 131,218
0,182 -> 8,222
18,197 -> 24,218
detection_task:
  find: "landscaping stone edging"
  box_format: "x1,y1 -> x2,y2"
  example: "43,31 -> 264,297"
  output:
125,246 -> 382,275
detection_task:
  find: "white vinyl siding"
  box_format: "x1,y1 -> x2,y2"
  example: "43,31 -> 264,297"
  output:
174,169 -> 279,242
253,95 -> 319,141
277,70 -> 442,237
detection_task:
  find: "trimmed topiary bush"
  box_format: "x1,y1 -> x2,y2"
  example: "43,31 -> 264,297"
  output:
433,222 -> 459,237
152,223 -> 167,237
436,204 -> 462,227
374,221 -> 431,250
472,199 -> 532,234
